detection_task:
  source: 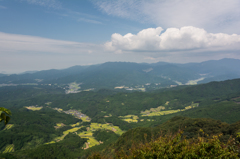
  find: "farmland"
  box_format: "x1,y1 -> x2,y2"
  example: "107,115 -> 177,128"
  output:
141,103 -> 198,117
2,145 -> 14,153
25,106 -> 43,111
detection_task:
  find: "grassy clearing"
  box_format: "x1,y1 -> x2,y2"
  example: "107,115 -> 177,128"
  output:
3,144 -> 14,153
25,106 -> 43,111
45,102 -> 52,106
83,88 -> 94,91
174,81 -> 183,85
3,124 -> 14,130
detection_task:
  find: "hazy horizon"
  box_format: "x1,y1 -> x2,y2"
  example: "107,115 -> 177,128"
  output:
1,57 -> 238,75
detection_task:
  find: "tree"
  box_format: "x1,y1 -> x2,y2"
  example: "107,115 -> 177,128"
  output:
0,107 -> 11,125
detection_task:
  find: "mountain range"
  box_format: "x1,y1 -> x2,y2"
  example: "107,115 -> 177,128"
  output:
1,58 -> 240,91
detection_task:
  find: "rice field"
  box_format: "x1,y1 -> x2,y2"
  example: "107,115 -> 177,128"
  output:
25,106 -> 43,111
78,131 -> 93,137
3,144 -> 14,153
63,127 -> 82,135
81,117 -> 91,122
141,103 -> 196,117
45,141 -> 56,144
88,123 -> 124,136
78,122 -> 124,149
54,123 -> 65,129
71,122 -> 80,127
119,115 -> 139,123
3,124 -> 14,130
122,119 -> 138,123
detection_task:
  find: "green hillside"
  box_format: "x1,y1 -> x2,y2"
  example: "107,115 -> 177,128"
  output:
1,78 -> 240,158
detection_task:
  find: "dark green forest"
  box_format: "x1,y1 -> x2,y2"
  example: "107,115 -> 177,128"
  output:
1,78 -> 240,158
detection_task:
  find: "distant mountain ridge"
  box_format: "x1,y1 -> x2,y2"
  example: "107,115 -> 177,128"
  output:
1,58 -> 240,90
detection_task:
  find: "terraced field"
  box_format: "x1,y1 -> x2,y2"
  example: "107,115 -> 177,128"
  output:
25,106 -> 43,111
119,115 -> 139,123
141,103 -> 197,117
2,144 -> 14,153
63,127 -> 82,135
79,123 -> 124,149
3,124 -> 14,130
46,121 -> 124,150
54,123 -> 65,129
89,123 -> 124,136
82,137 -> 100,149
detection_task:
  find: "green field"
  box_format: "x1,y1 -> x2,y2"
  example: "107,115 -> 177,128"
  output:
25,106 -> 43,111
2,144 -> 14,153
186,77 -> 205,85
3,124 -> 14,130
141,103 -> 197,117
119,115 -> 139,123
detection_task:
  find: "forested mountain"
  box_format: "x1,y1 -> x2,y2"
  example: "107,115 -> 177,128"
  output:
1,77 -> 240,158
0,73 -> 6,77
1,58 -> 240,91
0,65 -> 88,84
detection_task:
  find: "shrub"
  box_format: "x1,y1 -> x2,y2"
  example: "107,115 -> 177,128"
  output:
117,130 -> 239,159
89,130 -> 240,159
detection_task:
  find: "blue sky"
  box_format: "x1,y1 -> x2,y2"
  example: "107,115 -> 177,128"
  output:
1,0 -> 240,73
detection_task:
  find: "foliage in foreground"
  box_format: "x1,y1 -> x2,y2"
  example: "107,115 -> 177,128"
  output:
0,107 -> 11,125
90,130 -> 240,159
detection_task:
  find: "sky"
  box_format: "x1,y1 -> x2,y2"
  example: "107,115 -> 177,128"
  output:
1,0 -> 240,74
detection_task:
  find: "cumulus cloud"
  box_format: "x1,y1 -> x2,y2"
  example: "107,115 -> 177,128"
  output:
105,26 -> 240,53
0,32 -> 102,54
94,0 -> 240,34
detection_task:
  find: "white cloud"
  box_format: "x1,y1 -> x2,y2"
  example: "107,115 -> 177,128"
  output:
22,0 -> 61,8
0,5 -> 7,9
105,26 -> 240,53
94,0 -> 240,34
0,32 -> 111,73
21,0 -> 103,24
0,32 -> 102,54
78,17 -> 102,24
0,33 -> 151,74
